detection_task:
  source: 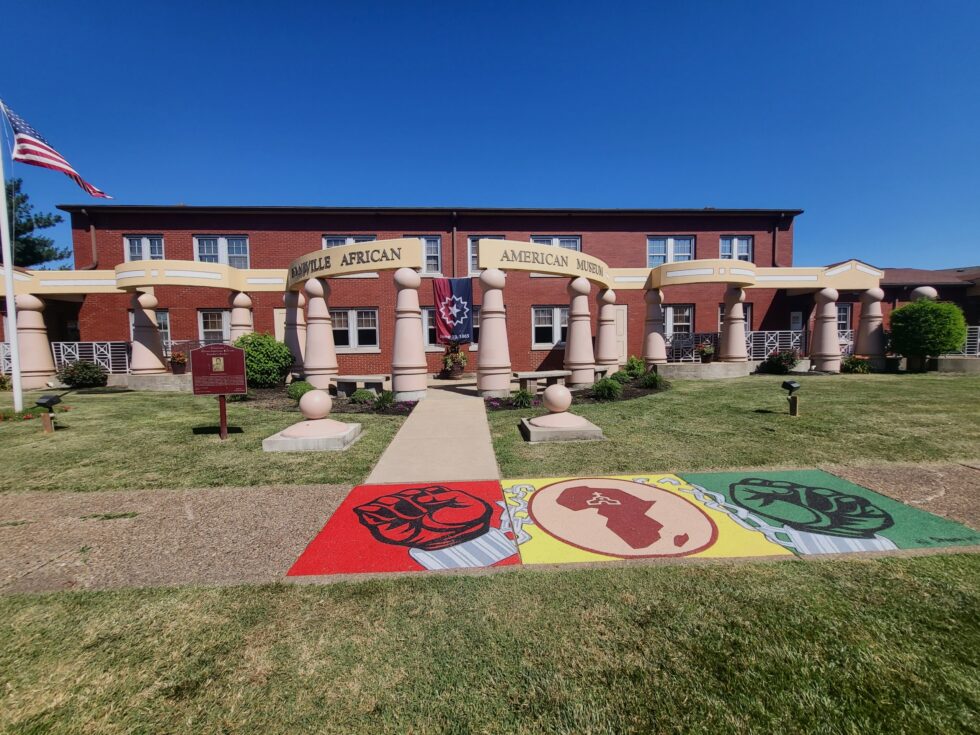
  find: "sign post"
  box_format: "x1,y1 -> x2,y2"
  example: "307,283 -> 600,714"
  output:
190,344 -> 247,440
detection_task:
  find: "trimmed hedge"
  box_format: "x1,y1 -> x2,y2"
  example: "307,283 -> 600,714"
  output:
234,333 -> 294,388
57,360 -> 108,388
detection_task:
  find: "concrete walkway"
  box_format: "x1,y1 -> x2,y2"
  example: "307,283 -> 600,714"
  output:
366,382 -> 500,483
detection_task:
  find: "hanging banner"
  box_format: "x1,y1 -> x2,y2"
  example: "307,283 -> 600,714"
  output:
432,278 -> 474,344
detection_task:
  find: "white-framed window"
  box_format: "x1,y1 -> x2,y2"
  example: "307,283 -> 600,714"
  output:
421,306 -> 480,348
665,305 -> 694,336
129,309 -> 170,343
647,236 -> 694,266
468,235 -> 504,275
194,236 -> 250,268
720,235 -> 753,262
531,235 -> 581,251
471,307 -> 480,347
323,234 -> 376,248
330,308 -> 379,350
790,311 -> 804,331
532,306 -> 568,348
198,310 -> 230,343
125,235 -> 164,262
718,303 -> 753,331
406,235 -> 442,274
837,303 -> 852,333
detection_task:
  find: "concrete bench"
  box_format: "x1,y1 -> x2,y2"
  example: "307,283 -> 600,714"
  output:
512,370 -> 572,393
594,364 -> 616,378
334,374 -> 390,398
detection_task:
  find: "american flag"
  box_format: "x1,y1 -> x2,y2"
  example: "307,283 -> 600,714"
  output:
1,99 -> 110,198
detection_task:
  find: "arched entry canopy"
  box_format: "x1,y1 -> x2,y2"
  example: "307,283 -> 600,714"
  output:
286,238 -> 424,289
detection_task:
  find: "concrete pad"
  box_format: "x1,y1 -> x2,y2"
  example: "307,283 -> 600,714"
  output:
519,417 -> 604,443
263,422 -> 361,452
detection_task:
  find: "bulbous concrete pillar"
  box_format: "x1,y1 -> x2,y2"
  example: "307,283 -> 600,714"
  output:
643,288 -> 667,367
391,267 -> 427,400
719,287 -> 749,362
283,290 -> 306,372
476,268 -> 511,397
129,291 -> 168,376
810,287 -> 841,373
229,292 -> 253,341
303,278 -> 338,389
15,294 -> 57,389
595,288 -> 619,369
855,287 -> 886,368
911,285 -> 938,301
564,276 -> 596,388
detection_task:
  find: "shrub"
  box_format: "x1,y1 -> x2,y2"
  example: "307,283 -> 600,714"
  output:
373,390 -> 395,412
841,355 -> 871,374
888,300 -> 967,361
349,389 -> 376,404
509,389 -> 534,409
637,370 -> 670,390
758,350 -> 799,375
590,377 -> 623,401
57,360 -> 108,388
0,373 -> 10,391
610,370 -> 633,384
234,333 -> 294,388
286,380 -> 314,401
623,355 -> 646,378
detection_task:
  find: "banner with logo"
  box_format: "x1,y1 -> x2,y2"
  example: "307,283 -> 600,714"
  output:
432,278 -> 474,344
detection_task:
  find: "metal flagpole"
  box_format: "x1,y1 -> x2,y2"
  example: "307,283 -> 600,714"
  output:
0,143 -> 24,412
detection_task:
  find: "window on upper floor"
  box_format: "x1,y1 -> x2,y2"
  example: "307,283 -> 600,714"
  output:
647,236 -> 694,267
531,235 -> 581,251
323,235 -> 376,248
194,236 -> 250,269
468,235 -> 504,275
532,306 -> 568,348
406,235 -> 442,274
330,308 -> 379,350
125,235 -> 165,262
720,235 -> 753,262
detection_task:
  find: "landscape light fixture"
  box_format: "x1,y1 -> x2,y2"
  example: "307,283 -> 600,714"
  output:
34,394 -> 61,434
781,380 -> 801,416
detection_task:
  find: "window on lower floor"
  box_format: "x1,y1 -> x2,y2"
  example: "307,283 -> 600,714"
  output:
532,306 -> 568,348
323,234 -> 377,248
468,235 -> 504,274
194,236 -> 250,268
422,306 -> 480,347
837,303 -> 852,333
330,308 -> 379,350
125,235 -> 164,261
720,235 -> 753,262
664,305 -> 694,335
718,303 -> 753,331
198,310 -> 229,343
129,309 -> 170,343
647,236 -> 694,266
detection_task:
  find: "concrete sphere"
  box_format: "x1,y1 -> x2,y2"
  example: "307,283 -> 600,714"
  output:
14,294 -> 45,312
542,384 -> 573,413
568,276 -> 591,296
644,288 -> 663,305
599,288 -> 617,305
816,287 -> 839,304
136,292 -> 158,309
304,277 -> 330,299
911,285 -> 938,301
479,268 -> 506,290
230,291 -> 252,308
726,286 -> 746,304
394,267 -> 421,289
861,287 -> 885,303
299,389 -> 332,420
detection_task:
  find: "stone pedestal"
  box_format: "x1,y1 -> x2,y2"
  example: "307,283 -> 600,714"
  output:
129,292 -> 168,376
519,384 -> 603,443
229,292 -> 253,341
564,277 -> 596,388
810,287 -> 841,373
476,268 -> 512,397
855,287 -> 886,369
303,278 -> 338,389
15,294 -> 57,389
391,267 -> 427,400
283,291 -> 306,373
263,389 -> 361,452
643,288 -> 667,368
595,288 -> 619,369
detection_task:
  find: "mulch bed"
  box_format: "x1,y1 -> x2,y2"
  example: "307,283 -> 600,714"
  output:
484,383 -> 669,411
232,387 -> 416,415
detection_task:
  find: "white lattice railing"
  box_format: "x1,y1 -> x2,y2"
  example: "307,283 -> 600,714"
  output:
665,330 -> 807,362
943,326 -> 980,357
0,342 -> 9,374
838,329 -> 855,356
664,332 -> 719,362
51,342 -> 130,374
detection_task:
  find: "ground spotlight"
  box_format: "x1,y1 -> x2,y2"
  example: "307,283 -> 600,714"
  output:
781,381 -> 801,416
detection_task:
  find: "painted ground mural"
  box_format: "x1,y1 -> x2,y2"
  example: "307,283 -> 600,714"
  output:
288,470 -> 979,576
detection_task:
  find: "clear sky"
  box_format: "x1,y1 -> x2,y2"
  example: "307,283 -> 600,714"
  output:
2,0 -> 978,269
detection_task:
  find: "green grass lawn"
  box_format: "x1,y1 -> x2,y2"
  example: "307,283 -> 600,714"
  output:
0,555 -> 977,734
0,391 -> 404,492
490,373 -> 980,478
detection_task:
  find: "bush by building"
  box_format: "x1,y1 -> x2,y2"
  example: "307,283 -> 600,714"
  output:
286,380 -> 314,401
57,360 -> 108,388
233,333 -> 294,388
841,356 -> 871,374
590,377 -> 623,401
349,389 -> 376,404
758,350 -> 800,375
888,300 -> 967,370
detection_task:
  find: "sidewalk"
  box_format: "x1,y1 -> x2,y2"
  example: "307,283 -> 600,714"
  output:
366,381 -> 500,483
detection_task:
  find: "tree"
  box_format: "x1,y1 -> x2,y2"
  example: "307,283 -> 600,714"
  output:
889,299 -> 968,371
3,178 -> 70,267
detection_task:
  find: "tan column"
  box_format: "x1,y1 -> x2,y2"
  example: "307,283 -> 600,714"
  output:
643,288 -> 667,367
229,292 -> 253,341
594,288 -> 619,369
283,290 -> 306,372
564,276 -> 596,388
303,278 -> 338,389
719,287 -> 749,362
476,268 -> 511,397
809,287 -> 841,372
855,287 -> 886,368
15,294 -> 57,389
391,267 -> 427,400
129,291 -> 168,376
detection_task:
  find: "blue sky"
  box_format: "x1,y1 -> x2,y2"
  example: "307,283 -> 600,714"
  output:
2,0 -> 978,269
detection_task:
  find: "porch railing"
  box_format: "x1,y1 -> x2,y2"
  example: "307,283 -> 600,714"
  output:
943,326 -> 980,356
51,341 -> 131,374
665,330 -> 807,362
0,342 -> 9,374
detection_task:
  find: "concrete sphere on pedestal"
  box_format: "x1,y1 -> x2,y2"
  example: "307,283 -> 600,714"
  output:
567,276 -> 591,296
394,267 -> 421,289
599,288 -> 617,305
861,287 -> 885,303
911,286 -> 938,301
230,291 -> 253,308
299,389 -> 333,420
542,384 -> 573,414
815,287 -> 839,304
136,292 -> 158,309
304,277 -> 329,299
479,268 -> 506,290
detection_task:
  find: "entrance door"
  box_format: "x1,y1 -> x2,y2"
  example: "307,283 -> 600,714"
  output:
613,305 -> 628,364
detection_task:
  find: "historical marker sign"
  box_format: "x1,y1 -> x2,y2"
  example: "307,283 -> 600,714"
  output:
191,344 -> 247,440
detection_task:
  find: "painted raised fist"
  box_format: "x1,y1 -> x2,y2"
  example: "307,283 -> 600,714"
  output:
354,486 -> 493,551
